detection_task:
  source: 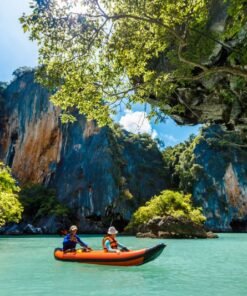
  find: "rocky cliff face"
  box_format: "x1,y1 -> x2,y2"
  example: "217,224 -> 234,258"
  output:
2,69 -> 246,233
0,69 -> 166,230
192,126 -> 247,231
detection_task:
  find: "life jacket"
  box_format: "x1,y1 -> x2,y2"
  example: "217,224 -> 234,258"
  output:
102,235 -> 118,251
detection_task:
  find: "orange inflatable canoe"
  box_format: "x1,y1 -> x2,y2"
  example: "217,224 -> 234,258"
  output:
54,243 -> 166,266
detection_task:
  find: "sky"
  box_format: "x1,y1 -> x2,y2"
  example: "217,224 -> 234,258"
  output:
0,0 -> 38,82
0,0 -> 200,147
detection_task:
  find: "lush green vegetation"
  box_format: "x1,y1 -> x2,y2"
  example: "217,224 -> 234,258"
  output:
127,190 -> 206,229
0,164 -> 71,227
19,184 -> 71,221
20,0 -> 247,126
162,133 -> 204,193
0,163 -> 23,226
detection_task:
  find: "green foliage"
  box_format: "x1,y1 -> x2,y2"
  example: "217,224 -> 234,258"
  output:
154,138 -> 165,150
20,0 -> 247,126
127,190 -> 206,228
0,163 -> 23,226
121,188 -> 134,200
19,184 -> 71,221
162,133 -> 204,192
176,135 -> 204,191
224,0 -> 247,38
223,0 -> 247,67
219,89 -> 234,104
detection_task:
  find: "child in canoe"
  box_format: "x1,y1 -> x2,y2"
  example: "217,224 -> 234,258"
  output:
102,226 -> 129,253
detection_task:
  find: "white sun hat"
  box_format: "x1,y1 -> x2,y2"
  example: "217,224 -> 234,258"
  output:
69,225 -> 78,232
107,226 -> 118,235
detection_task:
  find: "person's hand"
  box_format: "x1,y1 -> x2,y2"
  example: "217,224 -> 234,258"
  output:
86,247 -> 93,252
121,247 -> 130,252
70,236 -> 78,242
116,250 -> 121,254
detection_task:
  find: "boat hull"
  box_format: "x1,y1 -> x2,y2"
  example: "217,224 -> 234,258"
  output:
54,243 -> 166,266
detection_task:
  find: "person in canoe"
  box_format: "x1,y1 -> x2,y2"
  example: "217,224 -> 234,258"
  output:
102,226 -> 129,253
63,225 -> 92,252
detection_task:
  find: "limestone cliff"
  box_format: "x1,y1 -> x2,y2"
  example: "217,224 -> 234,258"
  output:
0,69 -> 166,230
162,125 -> 247,232
192,126 -> 247,231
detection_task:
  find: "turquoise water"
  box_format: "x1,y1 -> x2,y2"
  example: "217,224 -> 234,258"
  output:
0,234 -> 246,296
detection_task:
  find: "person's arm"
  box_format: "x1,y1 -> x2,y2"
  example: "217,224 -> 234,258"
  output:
118,242 -> 129,251
76,235 -> 88,248
105,240 -> 120,253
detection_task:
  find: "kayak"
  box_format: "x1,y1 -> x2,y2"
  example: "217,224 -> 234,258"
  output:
54,243 -> 166,266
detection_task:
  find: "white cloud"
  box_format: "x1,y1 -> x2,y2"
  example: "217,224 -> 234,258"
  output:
151,129 -> 158,139
119,111 -> 158,139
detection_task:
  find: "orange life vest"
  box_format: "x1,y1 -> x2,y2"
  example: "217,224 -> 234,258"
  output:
102,235 -> 118,251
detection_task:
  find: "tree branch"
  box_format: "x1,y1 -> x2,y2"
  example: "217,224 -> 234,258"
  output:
177,66 -> 247,81
105,13 -> 183,42
178,41 -> 208,71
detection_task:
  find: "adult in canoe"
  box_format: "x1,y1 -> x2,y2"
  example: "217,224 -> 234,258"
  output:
63,225 -> 92,252
102,226 -> 129,253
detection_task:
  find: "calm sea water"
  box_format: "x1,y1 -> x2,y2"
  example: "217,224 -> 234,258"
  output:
0,234 -> 246,296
